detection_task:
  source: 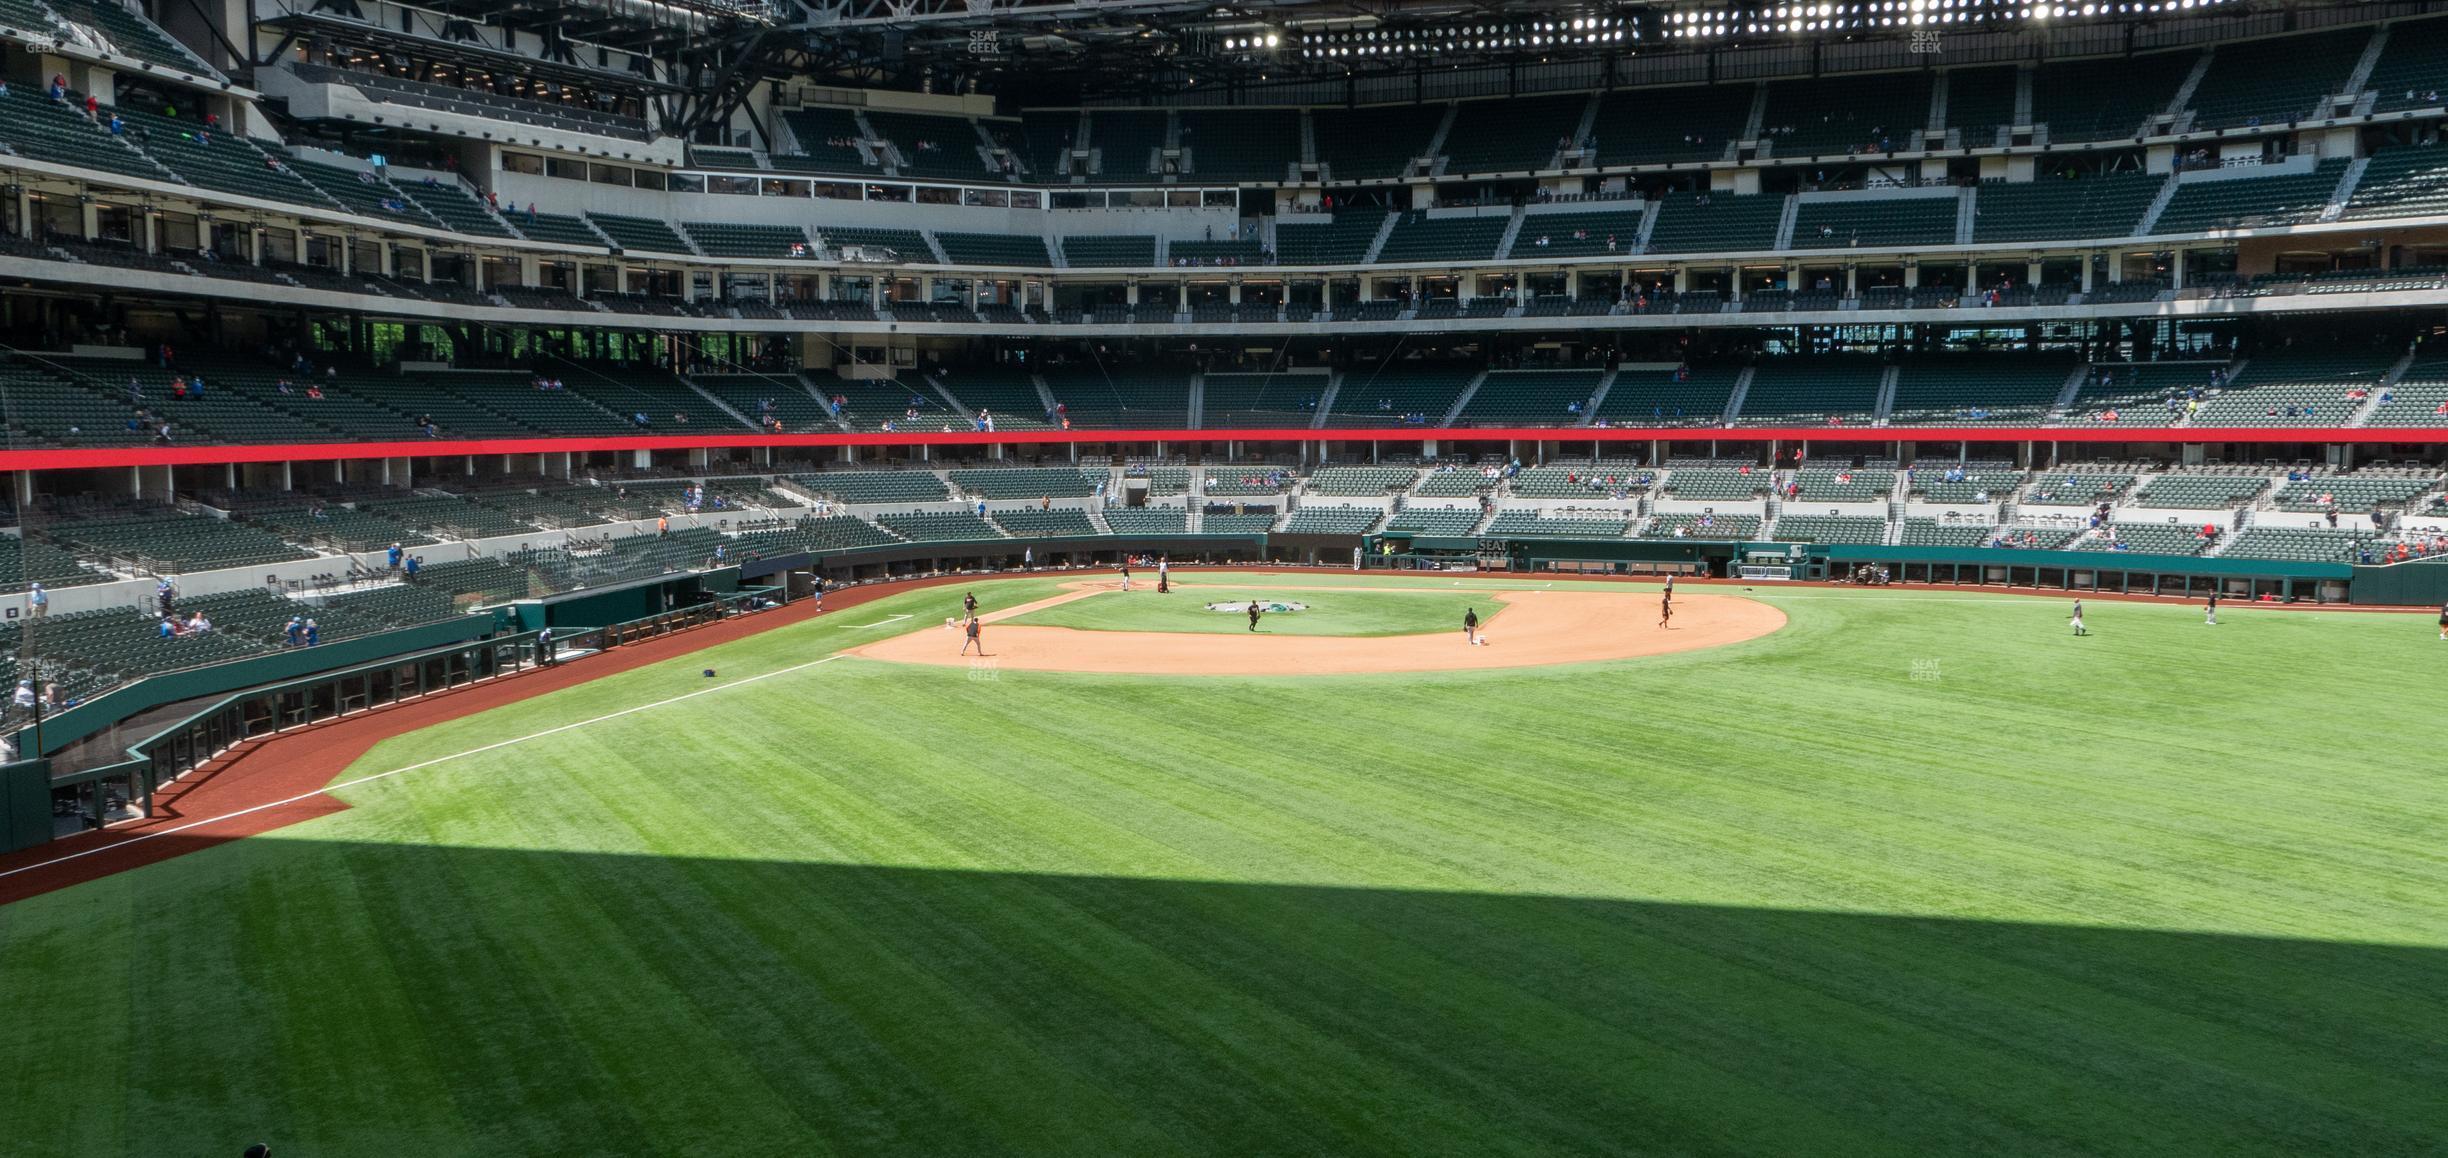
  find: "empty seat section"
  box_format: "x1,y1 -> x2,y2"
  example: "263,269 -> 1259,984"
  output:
1382,508 -> 1481,536
2066,521 -> 2222,553
1376,213 -> 1507,262
2149,160 -> 2348,235
1736,358 -> 1885,426
1508,210 -> 1644,258
693,374 -> 833,432
512,212 -> 607,247
1642,512 -> 1761,539
820,226 -> 930,259
1306,466 -> 1418,496
1792,196 -> 1957,249
682,222 -> 811,258
1084,110 -> 1166,182
1201,374 -> 1325,428
950,468 -> 1097,499
1643,192 -> 1782,254
936,371 -> 1054,429
1274,207 -> 1388,264
2188,350 -> 2389,426
44,511 -> 313,571
398,178 -> 515,237
1177,109 -> 1300,181
1887,356 -> 2074,425
936,232 -> 1051,266
790,471 -> 950,504
2128,473 -> 2270,508
877,511 -> 1003,543
775,107 -> 876,173
1593,366 -> 1738,426
2185,29 -> 2366,129
2220,526 -> 2375,562
1442,95 -> 1584,173
2364,360 -> 2448,427
0,87 -> 169,181
990,509 -> 1098,537
1061,235 -> 1155,267
865,111 -> 994,180
1593,84 -> 1746,165
1970,172 -> 2165,242
2366,17 -> 2448,113
2030,54 -> 2193,141
1944,66 -> 2020,145
1771,515 -> 1887,544
1761,72 -> 1931,157
1485,510 -> 1628,538
808,372 -> 956,431
1312,105 -> 1440,180
1281,506 -> 1381,535
1327,365 -> 1474,426
586,213 -> 693,254
119,106 -> 328,207
1455,370 -> 1602,425
2342,148 -> 2448,221
1040,367 -> 1189,427
285,157 -> 442,228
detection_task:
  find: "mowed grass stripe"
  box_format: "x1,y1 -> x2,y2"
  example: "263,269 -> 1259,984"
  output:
1,574 -> 2444,1154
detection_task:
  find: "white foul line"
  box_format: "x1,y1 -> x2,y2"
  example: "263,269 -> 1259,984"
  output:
0,654 -> 848,883
848,613 -> 914,628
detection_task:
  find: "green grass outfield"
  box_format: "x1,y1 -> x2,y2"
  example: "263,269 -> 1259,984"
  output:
1002,578 -> 1504,636
3,574 -> 2445,1156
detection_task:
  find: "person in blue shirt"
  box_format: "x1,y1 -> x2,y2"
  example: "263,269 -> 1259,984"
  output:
304,619 -> 320,646
284,617 -> 304,647
404,555 -> 421,579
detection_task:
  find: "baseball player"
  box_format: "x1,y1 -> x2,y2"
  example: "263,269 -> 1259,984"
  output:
1658,590 -> 1673,628
960,615 -> 985,655
2204,591 -> 2218,626
964,591 -> 979,619
2070,598 -> 2088,636
2437,602 -> 2446,641
1463,607 -> 1479,645
1247,601 -> 1262,632
1119,562 -> 1132,592
1158,556 -> 1170,594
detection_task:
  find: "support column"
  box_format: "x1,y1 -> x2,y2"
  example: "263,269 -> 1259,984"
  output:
2170,249 -> 2187,290
80,200 -> 100,241
142,211 -> 158,254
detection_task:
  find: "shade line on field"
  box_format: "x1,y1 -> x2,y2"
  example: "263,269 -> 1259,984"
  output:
0,654 -> 849,883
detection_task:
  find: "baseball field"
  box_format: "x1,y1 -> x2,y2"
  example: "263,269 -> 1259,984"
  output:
1,571 -> 2442,1156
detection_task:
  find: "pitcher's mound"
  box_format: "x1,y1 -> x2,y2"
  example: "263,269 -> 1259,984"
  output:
850,588 -> 1783,676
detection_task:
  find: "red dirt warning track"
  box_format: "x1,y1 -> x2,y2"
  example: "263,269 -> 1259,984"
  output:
852,584 -> 1784,674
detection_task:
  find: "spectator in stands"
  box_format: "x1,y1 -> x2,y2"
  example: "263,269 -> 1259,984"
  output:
46,75 -> 64,103
387,542 -> 404,570
404,555 -> 421,580
107,113 -> 123,136
306,383 -> 324,401
158,618 -> 177,639
27,583 -> 45,618
11,681 -> 34,710
304,619 -> 319,646
155,422 -> 175,444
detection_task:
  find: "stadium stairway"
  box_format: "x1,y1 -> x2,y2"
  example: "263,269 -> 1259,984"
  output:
1720,368 -> 1756,424
1439,370 -> 1492,426
1578,368 -> 1620,427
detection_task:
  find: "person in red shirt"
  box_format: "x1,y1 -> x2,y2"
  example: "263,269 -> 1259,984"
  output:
83,93 -> 98,120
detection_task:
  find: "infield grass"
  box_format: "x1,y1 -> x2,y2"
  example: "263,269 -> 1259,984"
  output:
1002,580 -> 1504,636
1,574 -> 2443,1156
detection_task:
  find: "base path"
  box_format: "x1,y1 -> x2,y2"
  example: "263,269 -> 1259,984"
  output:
851,587 -> 1785,675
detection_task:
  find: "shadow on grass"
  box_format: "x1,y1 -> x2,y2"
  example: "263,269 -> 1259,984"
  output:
7,837 -> 2445,1156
